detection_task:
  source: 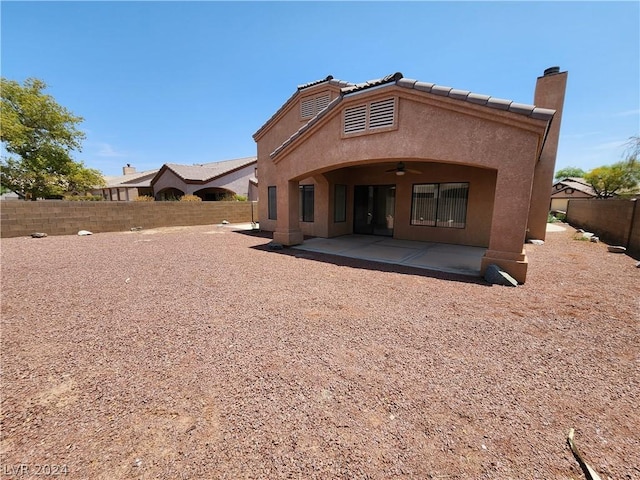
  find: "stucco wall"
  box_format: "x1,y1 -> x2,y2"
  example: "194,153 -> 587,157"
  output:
152,163 -> 256,198
567,199 -> 639,257
0,201 -> 256,238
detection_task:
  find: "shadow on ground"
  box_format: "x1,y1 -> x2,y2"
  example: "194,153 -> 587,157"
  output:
234,229 -> 490,286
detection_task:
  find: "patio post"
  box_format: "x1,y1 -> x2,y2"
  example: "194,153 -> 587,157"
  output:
273,179 -> 304,246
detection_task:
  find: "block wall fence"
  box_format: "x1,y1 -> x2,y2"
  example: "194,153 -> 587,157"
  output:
566,198 -> 640,258
0,201 -> 258,238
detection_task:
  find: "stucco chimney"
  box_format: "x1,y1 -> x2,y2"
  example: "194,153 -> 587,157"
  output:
527,67 -> 568,241
123,164 -> 136,175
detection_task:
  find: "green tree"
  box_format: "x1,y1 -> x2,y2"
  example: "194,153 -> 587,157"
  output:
554,166 -> 586,180
0,77 -> 104,199
583,136 -> 640,198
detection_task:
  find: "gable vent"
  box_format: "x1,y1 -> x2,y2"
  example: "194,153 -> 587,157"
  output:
344,105 -> 367,133
301,94 -> 331,119
369,98 -> 395,129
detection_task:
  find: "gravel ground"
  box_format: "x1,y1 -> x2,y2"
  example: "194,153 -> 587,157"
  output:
1,223 -> 638,480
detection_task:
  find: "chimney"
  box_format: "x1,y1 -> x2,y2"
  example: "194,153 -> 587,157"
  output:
527,66 -> 568,241
123,164 -> 136,175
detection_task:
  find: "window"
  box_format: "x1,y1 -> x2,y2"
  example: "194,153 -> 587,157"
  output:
411,183 -> 469,228
301,94 -> 331,119
268,186 -> 277,220
343,97 -> 396,135
299,185 -> 314,222
334,184 -> 347,222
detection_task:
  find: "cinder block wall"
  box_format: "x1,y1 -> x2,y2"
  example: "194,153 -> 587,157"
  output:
0,201 -> 258,238
567,199 -> 639,258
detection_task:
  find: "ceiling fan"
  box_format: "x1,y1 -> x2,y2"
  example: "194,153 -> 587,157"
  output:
385,162 -> 421,176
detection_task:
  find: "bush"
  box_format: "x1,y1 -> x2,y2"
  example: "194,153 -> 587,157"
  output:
63,194 -> 103,201
179,194 -> 202,202
220,193 -> 247,201
134,195 -> 155,202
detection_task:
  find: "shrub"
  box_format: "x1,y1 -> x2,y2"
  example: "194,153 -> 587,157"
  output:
179,194 -> 202,202
134,195 -> 155,202
220,193 -> 247,201
63,194 -> 103,201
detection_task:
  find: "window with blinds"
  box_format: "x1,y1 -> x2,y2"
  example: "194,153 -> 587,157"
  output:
343,97 -> 396,135
411,183 -> 469,228
301,94 -> 331,119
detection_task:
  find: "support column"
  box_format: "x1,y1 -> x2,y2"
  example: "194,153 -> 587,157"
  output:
481,169 -> 534,284
273,179 -> 304,246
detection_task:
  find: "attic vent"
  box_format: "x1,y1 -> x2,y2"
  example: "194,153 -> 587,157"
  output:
343,97 -> 396,135
369,98 -> 395,129
344,105 -> 367,133
301,94 -> 331,119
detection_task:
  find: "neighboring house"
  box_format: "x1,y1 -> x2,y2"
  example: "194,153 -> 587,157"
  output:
94,164 -> 158,201
550,177 -> 596,212
253,67 -> 567,283
151,157 -> 258,201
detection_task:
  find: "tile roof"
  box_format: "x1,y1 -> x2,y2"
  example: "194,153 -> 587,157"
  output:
552,177 -> 596,196
253,75 -> 353,140
102,170 -> 159,188
161,156 -> 257,182
269,72 -> 557,159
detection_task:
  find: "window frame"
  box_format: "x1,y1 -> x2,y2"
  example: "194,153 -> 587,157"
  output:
410,182 -> 469,229
267,186 -> 277,220
299,184 -> 314,223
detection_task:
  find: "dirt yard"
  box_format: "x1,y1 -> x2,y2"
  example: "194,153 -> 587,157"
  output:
1,223 -> 638,479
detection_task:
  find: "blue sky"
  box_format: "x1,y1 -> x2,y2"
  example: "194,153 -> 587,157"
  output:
2,1 -> 638,177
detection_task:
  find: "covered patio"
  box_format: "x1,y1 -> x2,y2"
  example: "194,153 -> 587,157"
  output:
292,234 -> 485,277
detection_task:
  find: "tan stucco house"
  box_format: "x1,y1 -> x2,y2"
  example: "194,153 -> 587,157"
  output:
94,164 -> 157,201
550,177 -> 596,212
253,68 -> 567,283
150,157 -> 258,201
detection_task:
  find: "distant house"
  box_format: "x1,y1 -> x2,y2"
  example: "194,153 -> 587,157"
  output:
93,165 -> 158,201
150,157 -> 258,201
550,177 -> 596,212
253,68 -> 568,283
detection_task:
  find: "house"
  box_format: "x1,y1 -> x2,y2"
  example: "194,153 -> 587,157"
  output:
253,67 -> 568,283
150,157 -> 258,201
550,177 -> 596,212
94,164 -> 158,201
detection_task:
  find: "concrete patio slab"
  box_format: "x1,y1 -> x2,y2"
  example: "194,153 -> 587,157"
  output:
293,235 -> 486,277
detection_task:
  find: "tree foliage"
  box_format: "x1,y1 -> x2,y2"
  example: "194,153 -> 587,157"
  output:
583,136 -> 640,198
0,77 -> 104,199
554,166 -> 586,180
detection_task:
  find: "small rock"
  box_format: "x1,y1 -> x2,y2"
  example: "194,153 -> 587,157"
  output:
527,239 -> 544,245
30,232 -> 48,238
221,220 -> 230,224
636,261 -> 640,268
268,242 -> 284,251
590,236 -> 599,243
582,232 -> 594,239
607,245 -> 626,253
484,264 -> 518,287
133,458 -> 142,468
130,226 -> 143,231
77,230 -> 93,236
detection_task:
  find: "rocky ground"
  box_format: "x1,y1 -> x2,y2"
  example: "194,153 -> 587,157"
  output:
1,223 -> 638,479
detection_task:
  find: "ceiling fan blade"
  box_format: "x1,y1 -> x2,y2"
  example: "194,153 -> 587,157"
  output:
406,168 -> 422,174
